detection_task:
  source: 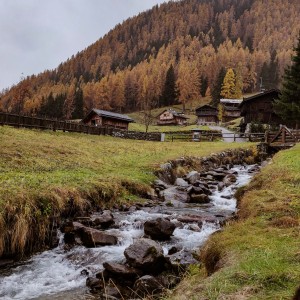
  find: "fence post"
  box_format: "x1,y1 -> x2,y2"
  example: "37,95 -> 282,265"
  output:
282,127 -> 286,143
234,133 -> 236,142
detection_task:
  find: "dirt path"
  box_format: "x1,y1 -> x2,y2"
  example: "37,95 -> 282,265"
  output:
209,126 -> 246,143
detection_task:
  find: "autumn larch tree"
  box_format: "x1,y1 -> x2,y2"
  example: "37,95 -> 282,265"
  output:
274,34 -> 300,129
221,68 -> 236,99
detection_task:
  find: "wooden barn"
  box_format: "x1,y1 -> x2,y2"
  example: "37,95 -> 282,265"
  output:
220,99 -> 242,123
240,89 -> 283,127
81,109 -> 134,130
157,109 -> 188,126
195,104 -> 218,125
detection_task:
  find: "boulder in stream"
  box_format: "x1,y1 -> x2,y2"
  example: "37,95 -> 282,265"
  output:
160,186 -> 189,203
77,227 -> 117,247
185,171 -> 200,184
144,218 -> 176,240
124,238 -> 165,273
92,210 -> 115,228
190,193 -> 210,204
103,262 -> 142,280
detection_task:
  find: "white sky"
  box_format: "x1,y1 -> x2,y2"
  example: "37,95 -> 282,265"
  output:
0,0 -> 168,90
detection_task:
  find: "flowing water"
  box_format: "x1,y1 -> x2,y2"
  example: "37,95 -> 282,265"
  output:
0,165 -> 257,300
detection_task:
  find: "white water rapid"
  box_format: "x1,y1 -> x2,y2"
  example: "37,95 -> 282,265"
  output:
0,165 -> 256,300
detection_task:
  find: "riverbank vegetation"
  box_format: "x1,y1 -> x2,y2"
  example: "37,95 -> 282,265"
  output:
169,144 -> 300,299
0,126 -> 251,258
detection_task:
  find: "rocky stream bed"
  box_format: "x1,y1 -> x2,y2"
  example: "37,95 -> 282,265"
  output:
0,149 -> 266,300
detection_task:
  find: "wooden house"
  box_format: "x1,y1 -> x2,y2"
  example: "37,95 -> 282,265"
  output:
220,99 -> 242,123
195,104 -> 218,125
157,109 -> 188,126
81,108 -> 134,130
240,89 -> 283,128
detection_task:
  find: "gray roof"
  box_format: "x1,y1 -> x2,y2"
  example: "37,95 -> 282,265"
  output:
220,99 -> 242,104
84,108 -> 134,123
158,109 -> 189,119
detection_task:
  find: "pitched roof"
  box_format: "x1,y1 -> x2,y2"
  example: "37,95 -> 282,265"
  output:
195,104 -> 217,111
240,89 -> 280,106
83,108 -> 134,123
158,109 -> 189,119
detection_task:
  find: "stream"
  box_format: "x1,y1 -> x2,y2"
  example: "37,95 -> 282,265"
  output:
0,164 -> 258,300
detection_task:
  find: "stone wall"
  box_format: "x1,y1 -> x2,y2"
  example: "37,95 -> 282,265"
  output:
155,148 -> 260,184
112,129 -> 162,141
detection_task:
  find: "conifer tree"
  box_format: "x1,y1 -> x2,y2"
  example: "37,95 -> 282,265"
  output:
221,68 -> 236,99
160,65 -> 177,107
72,87 -> 84,119
211,67 -> 226,107
274,34 -> 300,128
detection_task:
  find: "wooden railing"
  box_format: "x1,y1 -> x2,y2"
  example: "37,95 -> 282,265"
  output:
265,126 -> 300,145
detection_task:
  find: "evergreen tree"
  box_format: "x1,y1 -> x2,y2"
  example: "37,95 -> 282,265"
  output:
211,67 -> 226,107
72,87 -> 84,119
274,34 -> 300,128
200,75 -> 208,97
160,65 -> 177,107
221,68 -> 236,99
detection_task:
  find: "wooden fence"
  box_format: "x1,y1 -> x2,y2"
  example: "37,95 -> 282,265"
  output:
169,131 -> 266,142
265,126 -> 300,146
0,112 -> 162,141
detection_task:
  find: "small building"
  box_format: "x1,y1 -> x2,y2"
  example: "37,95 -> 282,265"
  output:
240,89 -> 283,129
220,99 -> 242,123
195,104 -> 218,125
157,109 -> 188,126
81,108 -> 134,130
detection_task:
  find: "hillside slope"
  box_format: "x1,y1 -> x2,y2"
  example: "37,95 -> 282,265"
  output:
1,0 -> 300,118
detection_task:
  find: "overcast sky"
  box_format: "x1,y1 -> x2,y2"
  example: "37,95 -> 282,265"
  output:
0,0 -> 168,90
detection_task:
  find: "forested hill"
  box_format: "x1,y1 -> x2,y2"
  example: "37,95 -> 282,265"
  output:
1,0 -> 300,119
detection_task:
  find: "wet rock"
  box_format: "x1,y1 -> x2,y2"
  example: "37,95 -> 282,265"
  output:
206,171 -> 227,180
61,221 -> 85,233
190,194 -> 210,204
124,238 -> 165,272
144,218 -> 176,240
64,232 -> 76,244
221,195 -> 232,200
174,178 -> 189,187
77,227 -> 117,247
177,214 -> 217,226
86,277 -> 103,290
103,262 -> 142,280
160,187 -> 189,203
188,186 -> 204,195
223,174 -> 237,186
185,171 -> 200,184
153,179 -> 171,190
168,246 -> 180,255
93,210 -> 115,229
133,275 -> 163,298
74,217 -> 93,226
188,224 -> 201,232
218,182 -> 225,191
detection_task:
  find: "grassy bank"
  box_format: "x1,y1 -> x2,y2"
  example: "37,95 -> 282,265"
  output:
169,144 -> 300,299
0,126 -> 251,257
